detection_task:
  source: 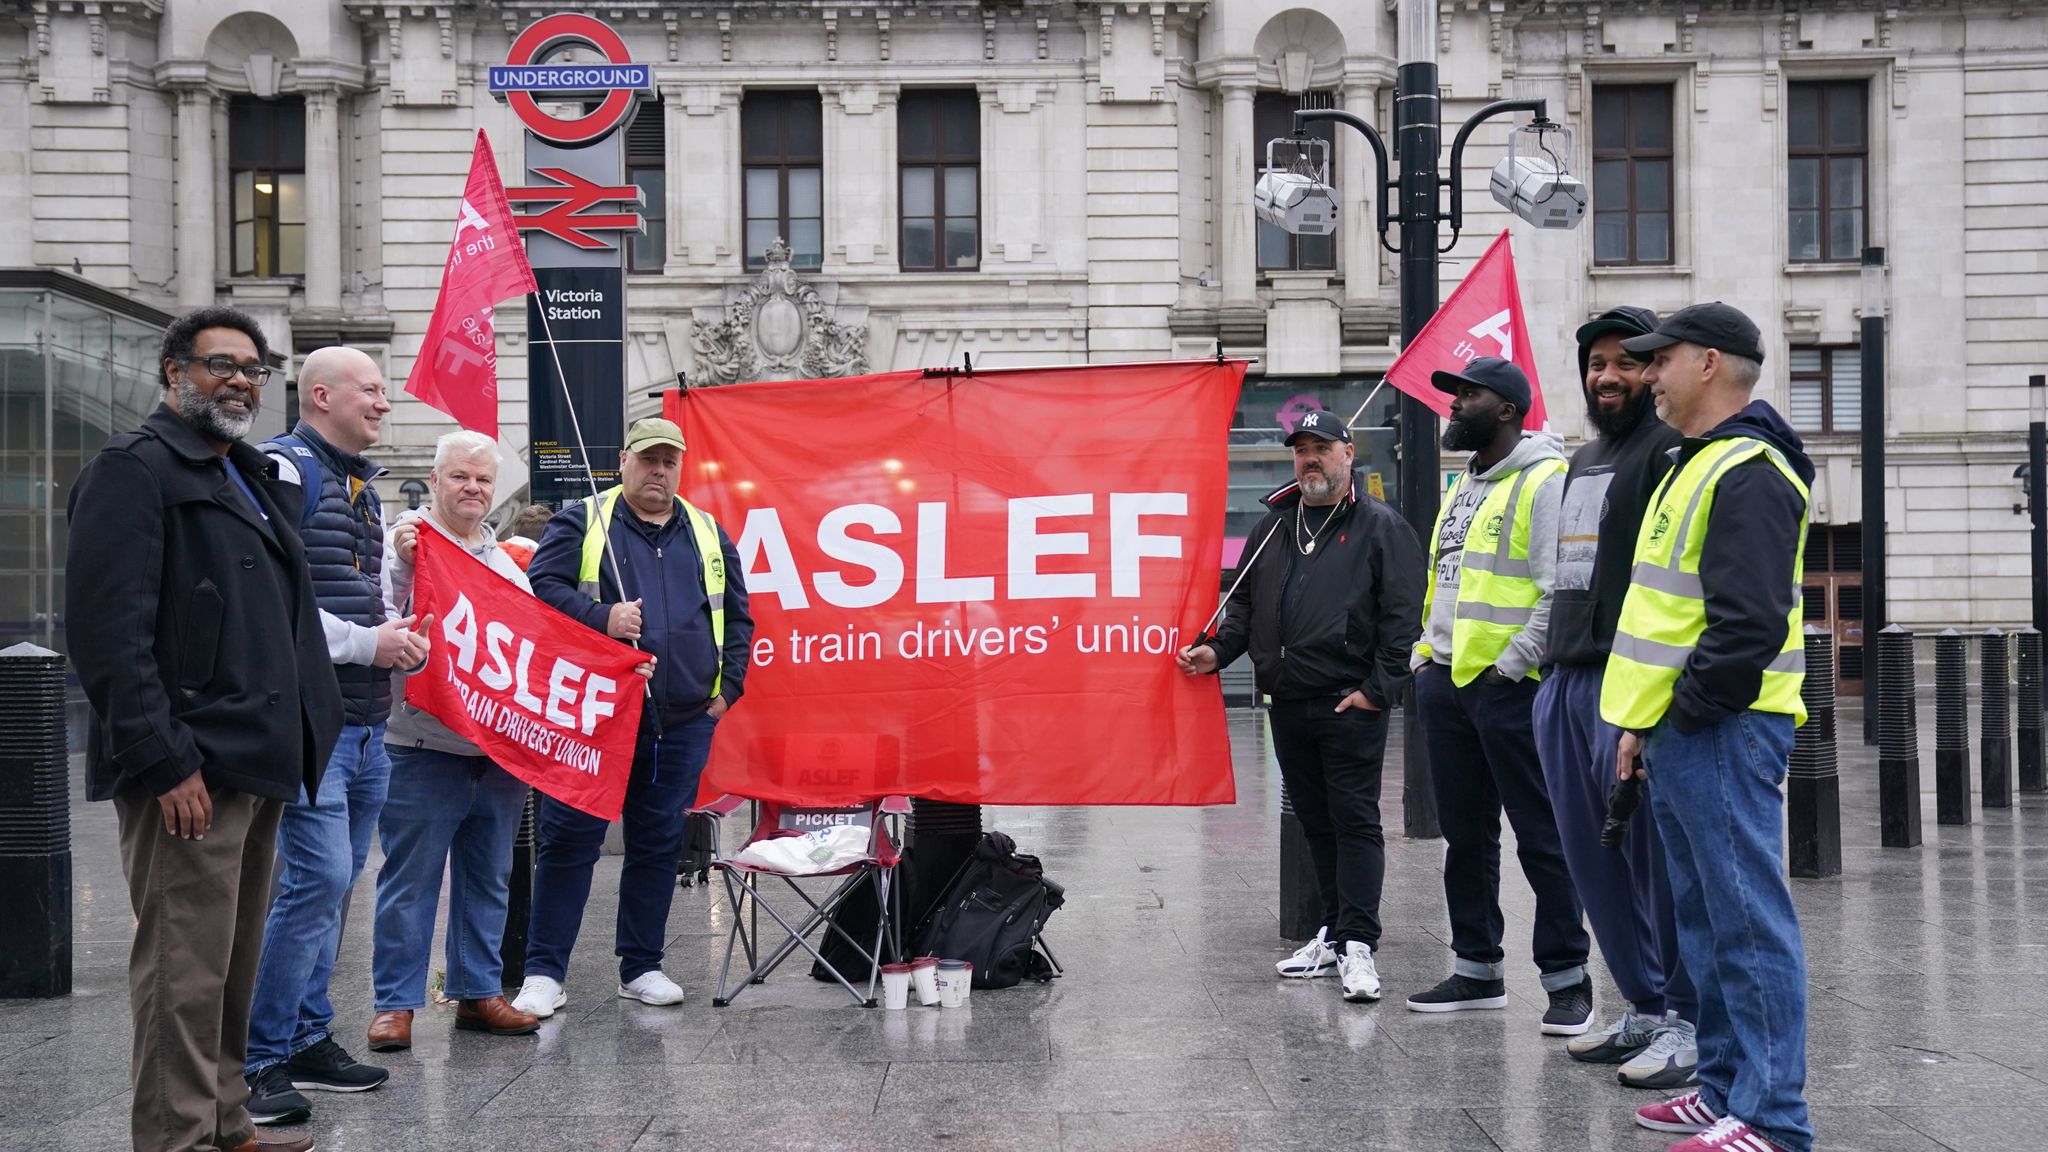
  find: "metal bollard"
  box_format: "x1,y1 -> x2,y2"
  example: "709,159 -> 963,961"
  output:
0,645 -> 71,998
2023,627 -> 2039,787
1933,630 -> 1972,826
1875,625 -> 1923,848
1982,629 -> 2014,809
1278,780 -> 1322,941
500,788 -> 535,993
2019,629 -> 2045,793
904,798 -> 983,934
1788,627 -> 1842,878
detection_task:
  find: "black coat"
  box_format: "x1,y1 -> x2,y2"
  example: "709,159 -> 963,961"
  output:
66,404 -> 343,803
1207,470 -> 1426,707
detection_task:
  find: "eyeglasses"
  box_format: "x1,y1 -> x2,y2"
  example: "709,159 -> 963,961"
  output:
182,355 -> 273,387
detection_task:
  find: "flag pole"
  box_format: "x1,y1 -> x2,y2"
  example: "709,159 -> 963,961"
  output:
1195,377 -> 1390,643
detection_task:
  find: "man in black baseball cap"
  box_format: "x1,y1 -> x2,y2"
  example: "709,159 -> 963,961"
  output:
1430,355 -> 1533,416
1283,407 -> 1352,446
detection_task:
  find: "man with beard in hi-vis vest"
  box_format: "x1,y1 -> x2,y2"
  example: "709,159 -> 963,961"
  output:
1605,304 -> 1815,1152
1405,356 -> 1594,1037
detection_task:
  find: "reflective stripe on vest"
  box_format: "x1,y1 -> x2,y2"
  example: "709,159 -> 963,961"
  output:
1414,457 -> 1565,687
1599,438 -> 1810,730
577,486 -> 729,699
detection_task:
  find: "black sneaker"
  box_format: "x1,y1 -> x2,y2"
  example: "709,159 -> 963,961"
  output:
1541,978 -> 1596,1036
1405,973 -> 1509,1013
245,1064 -> 312,1126
282,1036 -> 390,1093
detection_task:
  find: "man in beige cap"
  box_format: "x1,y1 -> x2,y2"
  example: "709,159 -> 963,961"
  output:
512,417 -> 753,1017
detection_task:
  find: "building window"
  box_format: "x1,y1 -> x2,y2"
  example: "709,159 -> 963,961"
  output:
1254,91 -> 1336,272
741,91 -> 823,271
625,101 -> 665,273
1591,85 -> 1673,265
1788,347 -> 1861,435
898,91 -> 980,271
1788,81 -> 1867,262
228,97 -> 305,278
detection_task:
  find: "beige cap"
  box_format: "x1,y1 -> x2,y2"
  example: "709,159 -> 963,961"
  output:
624,416 -> 685,453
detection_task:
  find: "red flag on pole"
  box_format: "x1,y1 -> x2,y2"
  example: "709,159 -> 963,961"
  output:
1380,232 -> 1548,430
403,130 -> 538,439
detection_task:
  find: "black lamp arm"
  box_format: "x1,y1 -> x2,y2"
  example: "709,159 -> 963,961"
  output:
1443,98 -> 1552,249
1292,108 -> 1398,254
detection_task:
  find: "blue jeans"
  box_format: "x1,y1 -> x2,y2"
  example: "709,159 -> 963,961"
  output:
372,747 -> 530,1009
1534,664 -> 1696,1021
246,722 -> 391,1075
1646,711 -> 1812,1152
524,715 -> 715,985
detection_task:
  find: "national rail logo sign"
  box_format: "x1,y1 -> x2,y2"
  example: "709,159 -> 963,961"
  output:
488,13 -> 651,145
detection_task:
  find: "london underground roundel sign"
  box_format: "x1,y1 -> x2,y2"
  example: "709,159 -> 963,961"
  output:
489,14 -> 651,145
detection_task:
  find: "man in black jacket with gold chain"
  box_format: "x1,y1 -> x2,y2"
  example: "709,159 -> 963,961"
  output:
1176,409 -> 1425,1004
67,306 -> 340,1152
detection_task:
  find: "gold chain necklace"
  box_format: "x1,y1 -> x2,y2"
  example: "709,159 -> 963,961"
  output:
1295,500 -> 1340,555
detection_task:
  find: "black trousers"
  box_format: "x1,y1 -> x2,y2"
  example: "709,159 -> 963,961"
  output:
1415,663 -> 1589,978
1268,696 -> 1390,950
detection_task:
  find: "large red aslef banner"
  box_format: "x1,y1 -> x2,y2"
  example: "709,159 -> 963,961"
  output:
665,361 -> 1244,806
407,529 -> 647,820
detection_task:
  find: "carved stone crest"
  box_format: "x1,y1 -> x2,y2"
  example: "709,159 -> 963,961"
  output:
689,238 -> 869,384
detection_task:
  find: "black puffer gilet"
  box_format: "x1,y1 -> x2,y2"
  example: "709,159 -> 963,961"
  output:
265,422 -> 390,726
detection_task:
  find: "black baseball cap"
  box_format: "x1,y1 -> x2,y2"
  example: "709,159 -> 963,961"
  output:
1284,408 -> 1351,445
1431,356 -> 1532,414
1574,305 -> 1659,347
1621,302 -> 1766,365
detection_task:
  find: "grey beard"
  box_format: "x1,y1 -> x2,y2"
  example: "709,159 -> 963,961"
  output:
1298,470 -> 1343,503
172,376 -> 257,442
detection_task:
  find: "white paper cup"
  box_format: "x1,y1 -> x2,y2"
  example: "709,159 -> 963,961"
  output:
910,957 -> 941,1006
880,963 -> 913,1010
937,960 -> 970,1008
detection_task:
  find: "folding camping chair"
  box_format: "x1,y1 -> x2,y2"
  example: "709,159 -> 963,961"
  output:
702,794 -> 909,1008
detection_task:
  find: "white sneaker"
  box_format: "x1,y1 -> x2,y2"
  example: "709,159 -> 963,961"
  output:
1338,941 -> 1381,1002
618,970 -> 687,1006
1276,927 -> 1339,979
511,974 -> 565,1020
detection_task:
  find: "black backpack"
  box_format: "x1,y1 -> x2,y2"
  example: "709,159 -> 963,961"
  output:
911,831 -> 1063,989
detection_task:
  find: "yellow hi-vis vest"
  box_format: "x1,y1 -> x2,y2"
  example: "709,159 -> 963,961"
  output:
1600,438 -> 1809,730
578,486 -> 728,699
1415,457 -> 1566,687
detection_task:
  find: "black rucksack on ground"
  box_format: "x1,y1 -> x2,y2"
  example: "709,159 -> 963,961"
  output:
676,811 -> 718,888
910,831 -> 1064,989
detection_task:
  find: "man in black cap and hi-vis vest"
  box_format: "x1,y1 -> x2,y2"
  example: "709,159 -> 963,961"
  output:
1405,356 -> 1594,1035
513,416 -> 753,1019
1606,304 -> 1815,1152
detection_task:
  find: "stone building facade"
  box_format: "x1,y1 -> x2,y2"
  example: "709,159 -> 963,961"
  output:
4,0 -> 2045,670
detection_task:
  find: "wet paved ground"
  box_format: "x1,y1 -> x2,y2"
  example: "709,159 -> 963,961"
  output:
3,702 -> 2042,1151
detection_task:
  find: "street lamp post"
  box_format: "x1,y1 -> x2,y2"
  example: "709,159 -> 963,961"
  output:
1283,87 -> 1571,839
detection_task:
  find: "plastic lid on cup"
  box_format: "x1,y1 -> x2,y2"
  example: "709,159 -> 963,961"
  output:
910,956 -> 939,968
937,959 -> 969,969
881,962 -> 914,974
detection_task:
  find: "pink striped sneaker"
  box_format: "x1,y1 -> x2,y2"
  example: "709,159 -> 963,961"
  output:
1635,1090 -> 1720,1134
1665,1116 -> 1789,1152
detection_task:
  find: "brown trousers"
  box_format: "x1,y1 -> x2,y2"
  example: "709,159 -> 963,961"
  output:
116,785 -> 282,1152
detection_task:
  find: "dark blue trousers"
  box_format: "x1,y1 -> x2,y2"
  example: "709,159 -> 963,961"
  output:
1533,662 -> 1696,1021
1415,663 -> 1589,986
524,714 -> 716,985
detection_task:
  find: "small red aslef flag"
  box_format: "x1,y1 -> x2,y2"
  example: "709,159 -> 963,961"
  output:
403,130 -> 538,439
1381,231 -> 1548,431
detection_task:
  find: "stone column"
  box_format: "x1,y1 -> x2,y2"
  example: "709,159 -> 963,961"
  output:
821,82 -> 897,270
1216,79 -> 1258,309
173,85 -> 217,308
1341,81 -> 1382,302
302,86 -> 343,312
674,84 -> 742,269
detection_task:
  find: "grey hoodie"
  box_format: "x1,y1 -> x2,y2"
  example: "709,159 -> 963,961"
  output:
382,512 -> 533,757
1414,430 -> 1567,681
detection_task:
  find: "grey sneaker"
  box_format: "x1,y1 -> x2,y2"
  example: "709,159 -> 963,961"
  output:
1619,1016 -> 1700,1089
1567,1010 -> 1662,1064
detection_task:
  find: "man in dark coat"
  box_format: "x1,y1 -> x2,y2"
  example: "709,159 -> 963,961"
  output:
66,305 -> 341,1152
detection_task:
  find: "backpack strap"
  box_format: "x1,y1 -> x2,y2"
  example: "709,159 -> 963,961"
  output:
261,433 -> 324,530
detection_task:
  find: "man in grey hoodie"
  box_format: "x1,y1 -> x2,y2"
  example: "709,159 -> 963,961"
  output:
1404,356 -> 1592,1034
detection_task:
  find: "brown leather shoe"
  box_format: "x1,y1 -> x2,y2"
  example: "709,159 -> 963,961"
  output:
227,1131 -> 315,1152
455,995 -> 540,1036
366,1009 -> 412,1052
